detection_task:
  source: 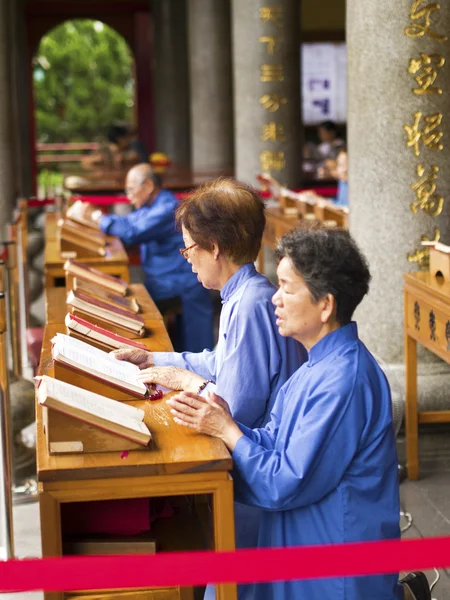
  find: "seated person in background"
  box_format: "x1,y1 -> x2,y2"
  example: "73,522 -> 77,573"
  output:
315,120 -> 345,179
166,226 -> 430,600
328,146 -> 349,207
81,123 -> 149,170
113,177 -> 307,600
71,163 -> 214,353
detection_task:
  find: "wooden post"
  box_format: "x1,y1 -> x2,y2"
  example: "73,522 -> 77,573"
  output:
0,240 -> 20,376
0,290 -> 14,559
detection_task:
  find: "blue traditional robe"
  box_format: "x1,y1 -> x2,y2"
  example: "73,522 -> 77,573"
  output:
99,189 -> 213,352
231,322 -> 402,600
154,263 -> 306,600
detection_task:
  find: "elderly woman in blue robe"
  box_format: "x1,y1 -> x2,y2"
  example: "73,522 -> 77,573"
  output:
113,177 -> 306,599
165,227 -> 431,600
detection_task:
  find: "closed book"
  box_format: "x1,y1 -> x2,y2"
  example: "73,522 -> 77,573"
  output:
59,229 -> 106,257
67,289 -> 145,335
64,259 -> 128,296
51,333 -> 154,399
73,278 -> 139,313
60,219 -> 106,245
65,313 -> 149,351
65,211 -> 101,231
36,375 -> 152,446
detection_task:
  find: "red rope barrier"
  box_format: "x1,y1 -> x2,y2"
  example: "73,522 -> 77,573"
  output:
0,536 -> 449,592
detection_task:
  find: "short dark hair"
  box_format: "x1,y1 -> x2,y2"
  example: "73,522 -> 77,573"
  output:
107,124 -> 128,144
319,120 -> 338,133
275,226 -> 371,325
176,177 -> 265,265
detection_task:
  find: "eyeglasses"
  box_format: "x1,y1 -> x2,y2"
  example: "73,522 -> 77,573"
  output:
179,243 -> 198,259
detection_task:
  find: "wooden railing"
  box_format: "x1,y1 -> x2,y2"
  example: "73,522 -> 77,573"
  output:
36,142 -> 100,164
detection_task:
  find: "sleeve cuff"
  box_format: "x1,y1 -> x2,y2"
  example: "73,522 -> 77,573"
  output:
198,382 -> 217,398
152,352 -> 173,366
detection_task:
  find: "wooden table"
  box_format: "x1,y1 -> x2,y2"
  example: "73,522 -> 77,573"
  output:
38,321 -> 236,600
44,213 -> 129,287
64,166 -> 234,195
404,272 -> 450,479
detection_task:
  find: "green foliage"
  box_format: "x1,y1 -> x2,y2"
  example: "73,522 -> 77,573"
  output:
34,20 -> 134,143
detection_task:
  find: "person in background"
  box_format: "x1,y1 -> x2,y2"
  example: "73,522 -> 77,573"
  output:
69,163 -> 214,353
315,120 -> 345,179
165,226 -> 431,600
81,123 -> 148,170
112,177 -> 306,600
333,147 -> 348,207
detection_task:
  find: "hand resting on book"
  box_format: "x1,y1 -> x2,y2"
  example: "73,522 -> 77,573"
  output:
111,348 -> 154,370
137,366 -> 205,394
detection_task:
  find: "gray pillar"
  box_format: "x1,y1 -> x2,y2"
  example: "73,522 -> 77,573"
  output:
188,0 -> 233,171
232,0 -> 302,187
0,0 -> 17,234
10,0 -> 32,197
348,1 -> 450,362
151,0 -> 191,166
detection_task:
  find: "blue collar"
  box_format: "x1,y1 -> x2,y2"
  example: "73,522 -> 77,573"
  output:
220,263 -> 257,302
307,322 -> 358,366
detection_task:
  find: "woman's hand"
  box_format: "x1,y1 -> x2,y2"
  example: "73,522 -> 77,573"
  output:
137,366 -> 204,392
167,391 -> 243,450
110,348 -> 154,370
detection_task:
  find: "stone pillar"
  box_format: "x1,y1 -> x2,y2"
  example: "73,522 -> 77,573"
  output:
0,0 -> 17,235
347,1 -> 450,362
232,0 -> 302,187
151,0 -> 191,166
188,0 -> 233,171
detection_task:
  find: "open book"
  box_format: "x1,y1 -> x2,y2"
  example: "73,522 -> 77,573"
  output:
64,259 -> 129,296
65,313 -> 149,352
73,277 -> 139,313
66,200 -> 102,230
51,333 -> 158,399
36,375 -> 151,446
67,289 -> 145,336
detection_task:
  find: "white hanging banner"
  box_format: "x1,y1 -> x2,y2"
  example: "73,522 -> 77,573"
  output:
302,42 -> 347,125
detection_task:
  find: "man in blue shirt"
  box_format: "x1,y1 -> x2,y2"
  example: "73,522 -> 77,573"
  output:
90,163 -> 214,353
167,227 -> 430,600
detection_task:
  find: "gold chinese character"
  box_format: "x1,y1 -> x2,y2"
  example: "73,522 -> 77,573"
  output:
404,0 -> 448,42
260,7 -> 283,27
261,122 -> 286,142
259,35 -> 281,55
408,53 -> 445,94
404,111 -> 443,156
259,151 -> 286,172
410,164 -> 444,216
259,94 -> 287,112
407,228 -> 441,269
260,64 -> 284,82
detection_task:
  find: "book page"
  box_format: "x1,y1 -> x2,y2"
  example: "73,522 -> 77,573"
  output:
37,376 -> 145,422
52,334 -> 146,392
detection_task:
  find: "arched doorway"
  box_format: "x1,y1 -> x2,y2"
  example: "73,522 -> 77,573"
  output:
33,19 -> 136,193
26,1 -> 154,194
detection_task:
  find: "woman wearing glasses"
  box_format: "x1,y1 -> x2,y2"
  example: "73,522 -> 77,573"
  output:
69,162 -> 214,353
113,177 -> 306,599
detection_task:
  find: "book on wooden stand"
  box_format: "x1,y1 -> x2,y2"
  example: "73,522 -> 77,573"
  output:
73,277 -> 139,313
65,200 -> 102,231
59,228 -> 107,259
58,217 -> 107,245
36,375 -> 152,454
64,259 -> 128,296
51,333 -> 160,401
65,313 -> 149,353
67,289 -> 146,338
